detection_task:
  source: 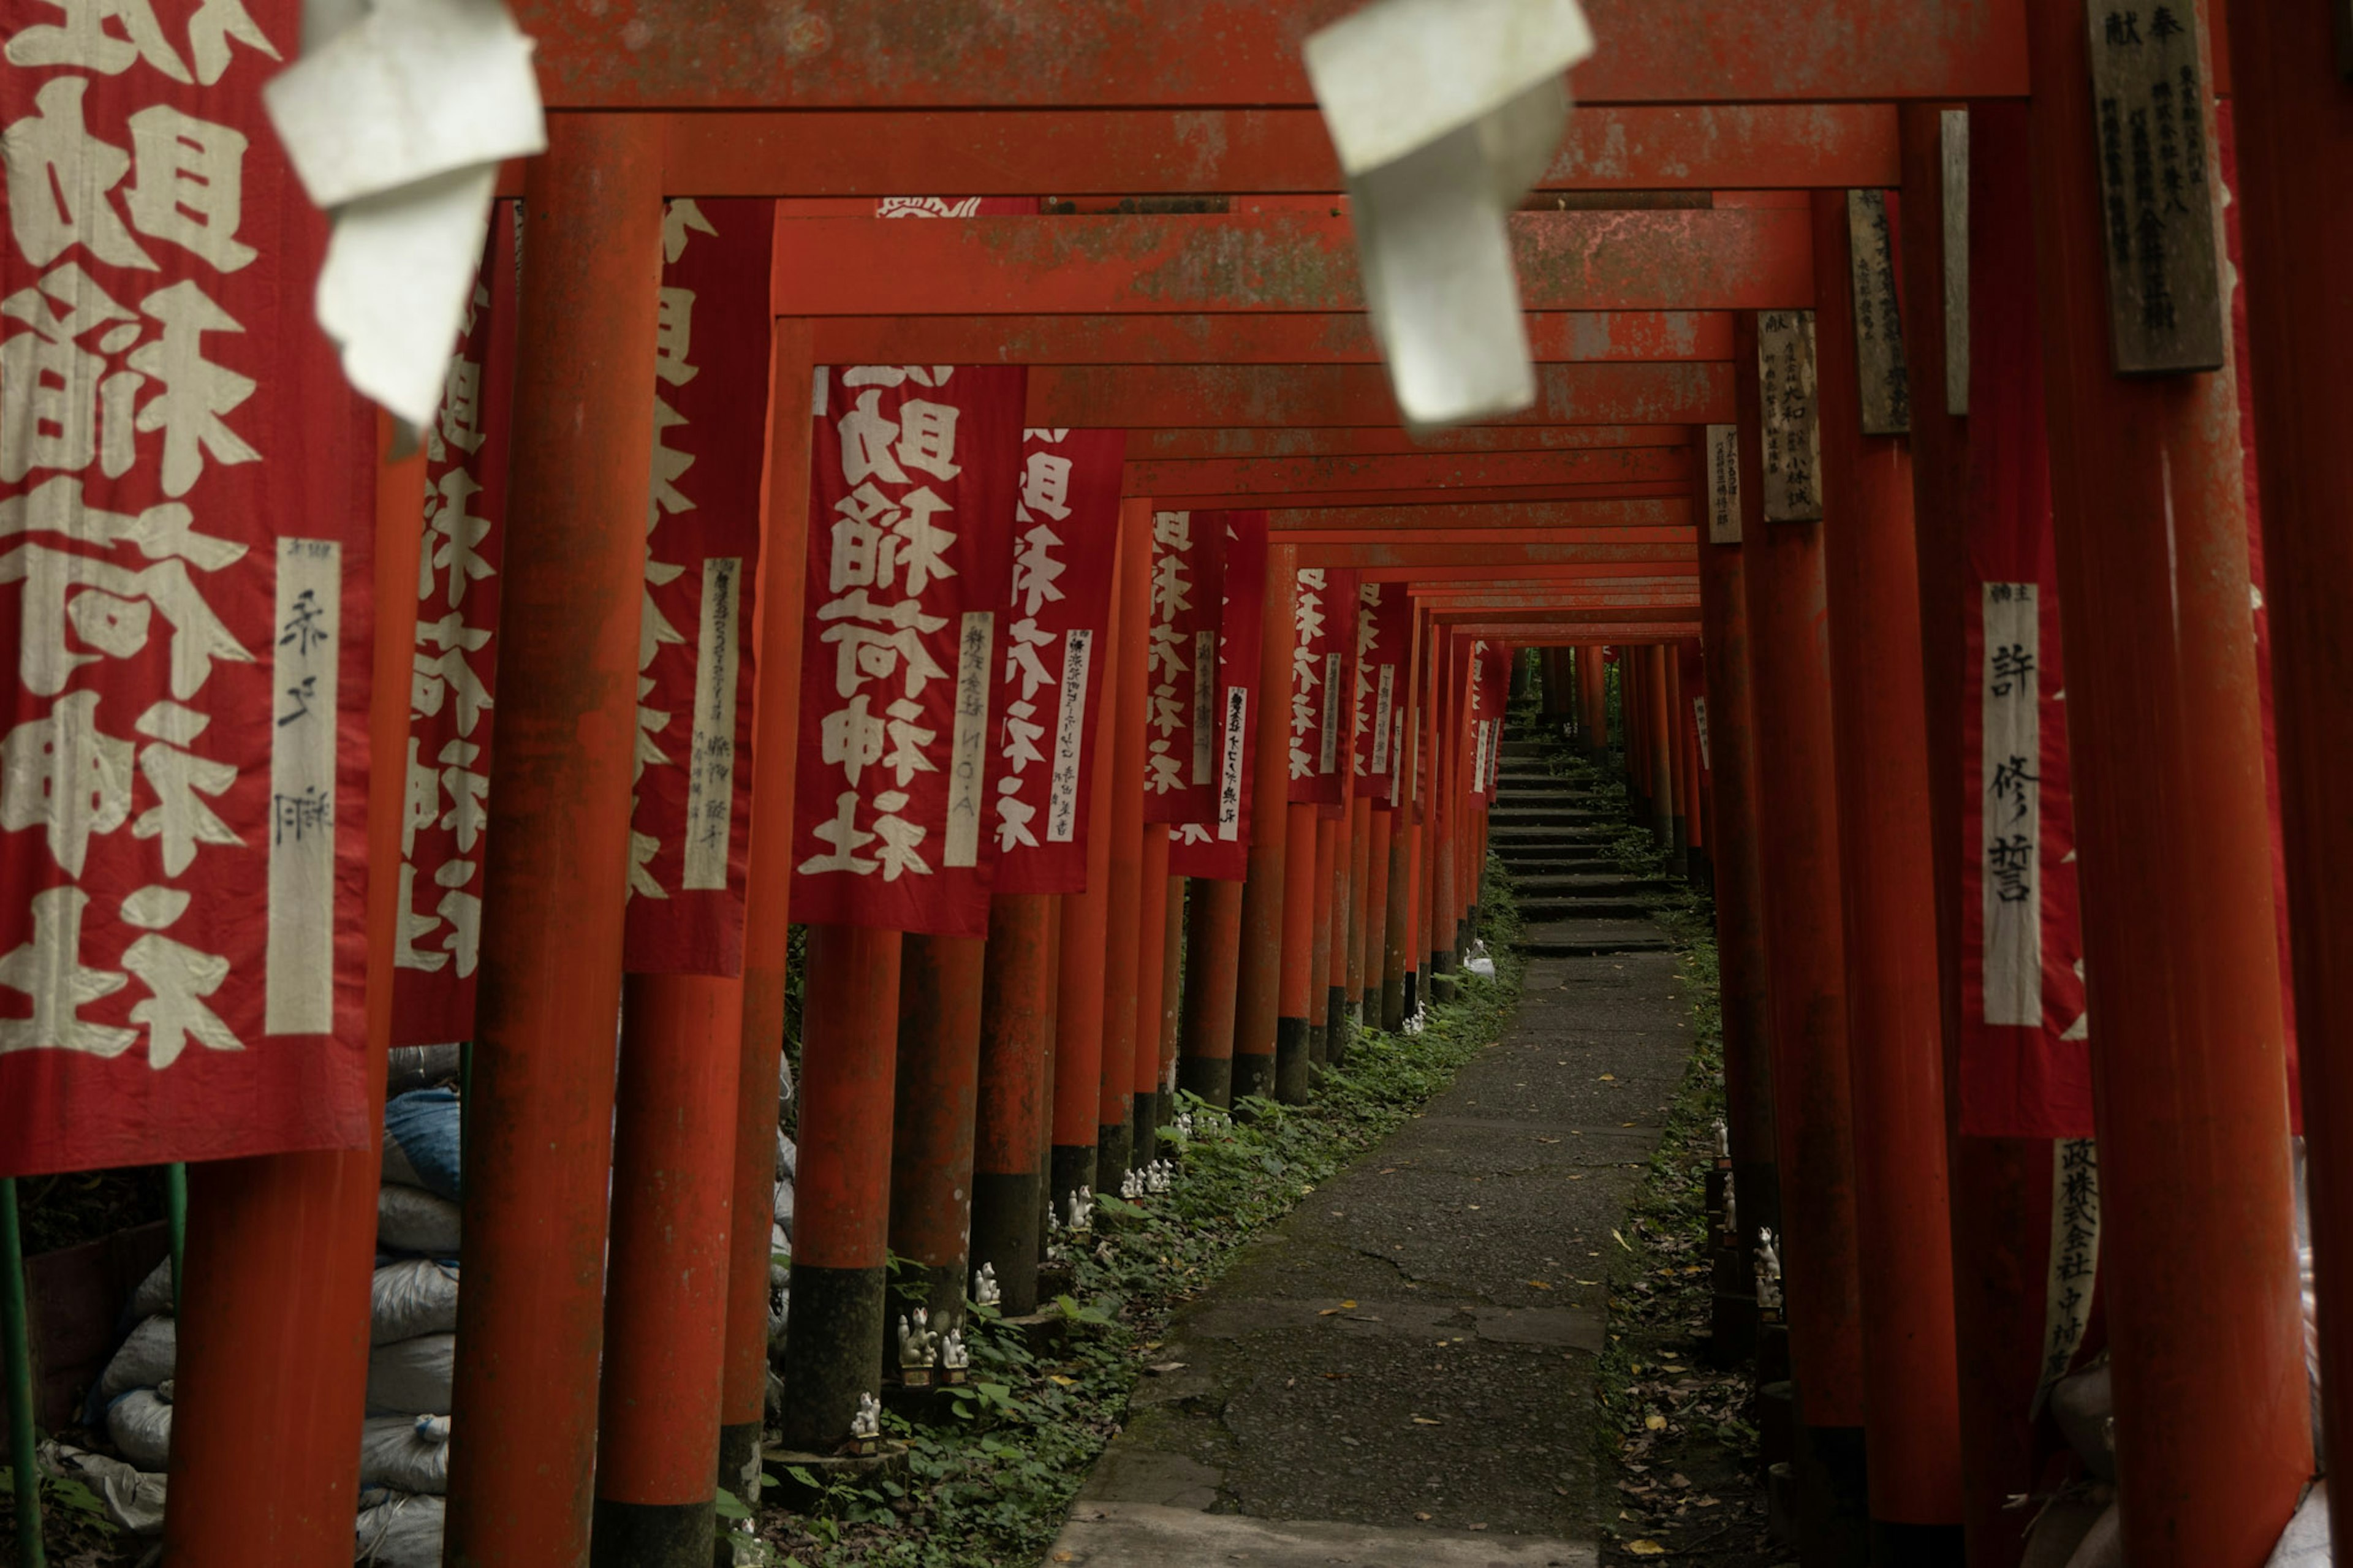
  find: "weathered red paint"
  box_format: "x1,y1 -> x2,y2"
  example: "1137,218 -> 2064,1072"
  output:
1025,363 -> 1730,430
1134,828 -> 1173,1100
1053,522 -> 1125,1156
2025,7 -> 2309,1559
1131,445 -> 1694,499
1809,188 -> 1963,1528
1134,425 -> 1692,461
1233,542 -> 1300,1085
1097,500 -> 1153,1162
773,210 -> 1808,316
1271,499 -> 1691,532
816,311 -> 1732,367
517,1 -> 2025,110
1299,542 -> 1695,570
441,116 -> 662,1567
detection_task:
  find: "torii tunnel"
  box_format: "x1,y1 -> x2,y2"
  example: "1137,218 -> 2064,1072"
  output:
4,2 -> 2353,1567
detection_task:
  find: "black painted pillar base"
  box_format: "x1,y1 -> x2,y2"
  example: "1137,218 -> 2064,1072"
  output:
1381,972 -> 1405,1033
776,1263 -> 887,1452
714,1421 -> 762,1520
1325,985 -> 1349,1068
1176,1055 -> 1232,1109
1306,1020 -> 1327,1073
1429,950 -> 1458,1004
969,1168 -> 1042,1316
590,1498 -> 713,1568
1233,1050 -> 1275,1102
1050,1143 -> 1097,1207
901,1260 -> 964,1338
1132,1091 -> 1158,1167
1793,1420 -> 1871,1568
1409,968 -> 1425,1014
1095,1119 -> 1133,1194
1870,1521 -> 1965,1568
1274,1016 -> 1311,1102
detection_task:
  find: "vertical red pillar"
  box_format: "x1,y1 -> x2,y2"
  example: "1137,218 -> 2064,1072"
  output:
1306,814 -> 1337,1083
1582,643 -> 1609,764
890,935 -> 987,1321
1694,474 -> 1780,1362
1053,517 -> 1121,1202
2225,18 -> 2353,1547
1430,638 -> 1460,997
2023,10 -> 2309,1561
1362,808 -> 1393,1033
441,116 -> 661,1568
1098,499 -> 1153,1188
973,893 -> 1057,1316
1132,826 -> 1173,1163
1810,187 -> 1966,1556
1328,805 -> 1355,1056
1233,543 -> 1298,1100
1178,877 -> 1243,1106
718,322 -> 816,1496
165,426 -> 420,1568
1735,311 -> 1871,1561
1646,644 -> 1677,864
1346,797 -> 1373,1038
596,974 -> 744,1566
1281,805 -> 1324,1100
776,926 -> 902,1452
1895,102 -> 2044,1568
1159,877 -> 1185,1101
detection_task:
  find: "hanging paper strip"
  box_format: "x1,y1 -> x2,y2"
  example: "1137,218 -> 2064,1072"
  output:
992,427 -> 1123,896
789,364 -> 1023,937
1466,639 -> 1510,801
0,0 -> 379,1176
1285,566 -> 1355,808
1352,580 -> 1414,810
392,205 -> 518,1043
621,199 -> 775,974
1956,100 -> 2090,1140
1142,507 -> 1224,827
1169,511 -> 1267,881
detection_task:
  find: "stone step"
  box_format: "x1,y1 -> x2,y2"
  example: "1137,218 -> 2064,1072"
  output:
1499,852 -> 1619,873
1519,917 -> 1674,957
1498,739 -> 1548,759
1517,898 -> 1661,922
1485,808 -> 1613,828
1514,874 -> 1675,897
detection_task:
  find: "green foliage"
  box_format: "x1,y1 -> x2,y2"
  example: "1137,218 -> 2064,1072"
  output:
754,936 -> 1525,1568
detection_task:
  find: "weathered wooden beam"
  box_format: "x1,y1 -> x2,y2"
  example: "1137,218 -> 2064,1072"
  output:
1292,539 -> 1696,569
775,210 -> 1810,314
1438,619 -> 1705,640
518,2 -> 2025,110
1155,481 -> 1691,511
1419,589 -> 1703,608
1359,563 -> 1697,585
1026,365 -> 1728,428
653,105 -> 1898,193
1128,445 -> 1692,496
1268,500 -> 1692,532
812,309 -> 1731,365
1132,426 -> 1693,460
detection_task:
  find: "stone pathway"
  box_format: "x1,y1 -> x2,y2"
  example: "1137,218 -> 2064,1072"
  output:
1048,743 -> 1698,1568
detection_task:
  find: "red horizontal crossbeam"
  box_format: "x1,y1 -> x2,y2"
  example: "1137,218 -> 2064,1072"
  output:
1360,564 -> 1696,584
811,309 -> 1730,366
1269,500 -> 1692,532
1420,589 -> 1703,608
1442,621 -> 1704,641
1128,445 -> 1691,496
1154,482 -> 1692,510
1294,540 -> 1695,569
1132,426 -> 1692,460
653,104 -> 1898,194
518,1 -> 2026,110
773,210 -> 1811,314
1026,365 -> 1729,428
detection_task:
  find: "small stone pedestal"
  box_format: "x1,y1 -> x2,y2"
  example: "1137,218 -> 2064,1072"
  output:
760,1441 -> 911,1510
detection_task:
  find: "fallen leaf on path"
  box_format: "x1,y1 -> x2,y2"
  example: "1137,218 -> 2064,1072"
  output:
1414,1512 -> 1433,1521
1599,1074 -> 1617,1081
1411,1415 -> 1444,1425
1627,1540 -> 1667,1556
1527,1280 -> 1553,1289
1612,1229 -> 1632,1250
1644,1414 -> 1667,1431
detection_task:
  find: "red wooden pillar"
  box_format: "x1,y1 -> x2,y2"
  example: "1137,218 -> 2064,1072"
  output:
1362,806 -> 1392,1032
2221,12 -> 2353,1551
973,893 -> 1057,1316
776,926 -> 901,1452
1158,875 -> 1184,1102
1430,637 -> 1460,997
1346,795 -> 1373,1041
1735,311 -> 1871,1561
1810,187 -> 1965,1556
1324,805 -> 1349,1064
1582,643 -> 1610,765
1052,525 -> 1124,1202
1233,542 -> 1298,1101
1694,465 -> 1780,1364
718,321 -> 815,1498
1308,819 -> 1346,1088
165,426 -> 420,1568
1646,643 -> 1677,863
441,116 -> 661,1568
1383,609 -> 1423,1029
1177,876 -> 1243,1106
1896,102 -> 2042,1568
1677,641 -> 1707,874
1131,825 -> 1173,1163
889,936 -> 987,1320
597,974 -> 743,1566
2025,10 -> 2309,1561
1098,499 -> 1153,1189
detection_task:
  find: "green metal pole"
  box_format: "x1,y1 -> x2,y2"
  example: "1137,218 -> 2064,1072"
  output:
164,1165 -> 187,1316
1,1176 -> 46,1568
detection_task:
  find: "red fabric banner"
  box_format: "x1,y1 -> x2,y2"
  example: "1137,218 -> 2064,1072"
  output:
1169,511 -> 1266,882
391,206 -> 518,1043
1142,507 -> 1223,827
1285,566 -> 1355,808
1353,580 -> 1413,809
991,426 -> 1123,895
1467,640 -> 1509,801
0,0 -> 378,1176
621,199 -> 773,974
789,364 -> 1023,937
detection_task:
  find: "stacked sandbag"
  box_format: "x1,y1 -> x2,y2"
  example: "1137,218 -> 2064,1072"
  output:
356,1486 -> 447,1568
363,1084 -> 463,1561
769,1056 -> 798,1372
380,1087 -> 463,1256
92,1301 -> 176,1502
